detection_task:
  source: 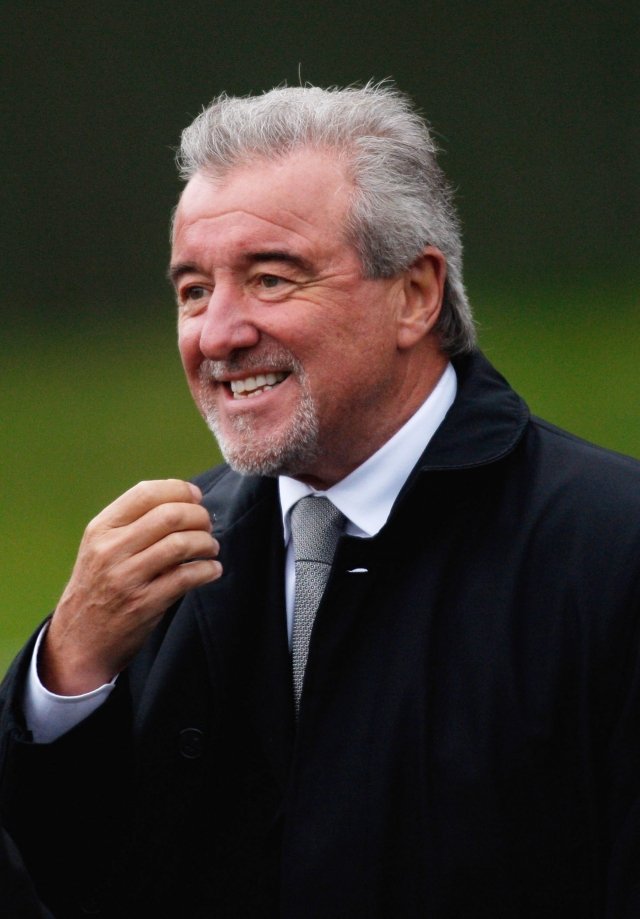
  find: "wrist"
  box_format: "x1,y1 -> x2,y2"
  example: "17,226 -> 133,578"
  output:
38,629 -> 117,696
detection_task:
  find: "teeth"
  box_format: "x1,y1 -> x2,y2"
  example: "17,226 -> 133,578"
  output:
230,371 -> 287,398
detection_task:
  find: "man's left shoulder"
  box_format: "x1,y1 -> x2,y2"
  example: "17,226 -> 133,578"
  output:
529,414 -> 640,475
525,414 -> 640,517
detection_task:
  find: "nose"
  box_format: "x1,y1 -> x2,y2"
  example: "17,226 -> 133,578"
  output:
198,281 -> 260,360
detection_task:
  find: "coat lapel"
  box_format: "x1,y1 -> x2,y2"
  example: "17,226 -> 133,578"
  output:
192,478 -> 295,794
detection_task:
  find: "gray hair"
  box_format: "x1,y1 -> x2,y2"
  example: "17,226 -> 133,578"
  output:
177,84 -> 476,356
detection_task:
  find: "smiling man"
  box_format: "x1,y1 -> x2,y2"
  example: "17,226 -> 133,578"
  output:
2,85 -> 640,919
172,152 -> 448,486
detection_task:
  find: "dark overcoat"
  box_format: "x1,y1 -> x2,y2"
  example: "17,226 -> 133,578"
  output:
2,352 -> 640,919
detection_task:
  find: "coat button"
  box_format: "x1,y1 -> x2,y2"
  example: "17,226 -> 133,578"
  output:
80,891 -> 102,913
179,727 -> 205,759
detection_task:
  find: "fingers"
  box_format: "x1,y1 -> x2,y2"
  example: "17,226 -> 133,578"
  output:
143,558 -> 223,612
95,479 -> 203,530
121,528 -> 220,584
77,479 -> 221,611
42,478 -> 223,694
100,500 -> 214,564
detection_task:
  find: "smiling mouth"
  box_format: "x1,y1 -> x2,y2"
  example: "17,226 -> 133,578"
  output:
228,371 -> 289,399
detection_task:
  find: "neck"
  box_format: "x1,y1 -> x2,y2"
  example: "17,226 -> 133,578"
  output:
295,350 -> 449,490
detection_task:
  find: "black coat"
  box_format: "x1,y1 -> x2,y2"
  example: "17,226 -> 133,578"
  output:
0,826 -> 55,919
2,351 -> 640,919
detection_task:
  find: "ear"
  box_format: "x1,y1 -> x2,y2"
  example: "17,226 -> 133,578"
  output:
396,247 -> 447,350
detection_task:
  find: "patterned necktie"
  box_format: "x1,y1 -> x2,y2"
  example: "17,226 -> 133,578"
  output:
290,496 -> 346,715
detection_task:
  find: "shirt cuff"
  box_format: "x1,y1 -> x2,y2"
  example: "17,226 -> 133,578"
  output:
23,624 -> 117,744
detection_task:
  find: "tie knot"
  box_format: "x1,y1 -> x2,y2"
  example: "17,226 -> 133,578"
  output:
290,496 -> 346,564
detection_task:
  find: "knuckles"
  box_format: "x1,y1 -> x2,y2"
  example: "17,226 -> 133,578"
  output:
164,530 -> 216,560
153,501 -> 211,534
165,530 -> 190,557
156,503 -> 184,532
91,535 -> 115,560
172,558 -> 220,592
83,516 -> 103,540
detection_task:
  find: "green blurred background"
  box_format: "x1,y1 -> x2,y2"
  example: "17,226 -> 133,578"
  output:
1,0 -> 638,674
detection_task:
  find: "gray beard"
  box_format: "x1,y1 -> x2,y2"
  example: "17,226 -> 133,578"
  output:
197,350 -> 320,478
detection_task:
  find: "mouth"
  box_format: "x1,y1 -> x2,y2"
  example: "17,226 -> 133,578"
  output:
227,371 -> 289,399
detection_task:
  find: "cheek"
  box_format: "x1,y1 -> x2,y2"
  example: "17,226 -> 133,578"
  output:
325,321 -> 390,370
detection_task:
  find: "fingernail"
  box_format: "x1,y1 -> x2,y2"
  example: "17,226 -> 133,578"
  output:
188,483 -> 202,501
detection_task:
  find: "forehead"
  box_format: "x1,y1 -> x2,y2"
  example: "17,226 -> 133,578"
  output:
172,150 -> 354,266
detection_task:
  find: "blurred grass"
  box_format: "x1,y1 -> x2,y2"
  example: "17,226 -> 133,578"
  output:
1,278 -> 639,675
473,277 -> 640,458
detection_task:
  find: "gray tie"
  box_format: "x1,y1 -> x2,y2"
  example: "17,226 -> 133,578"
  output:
290,496 -> 346,715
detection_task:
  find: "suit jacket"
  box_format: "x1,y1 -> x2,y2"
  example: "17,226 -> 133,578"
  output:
2,351 -> 640,919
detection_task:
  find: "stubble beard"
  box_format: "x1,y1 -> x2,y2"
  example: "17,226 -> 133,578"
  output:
196,348 -> 320,478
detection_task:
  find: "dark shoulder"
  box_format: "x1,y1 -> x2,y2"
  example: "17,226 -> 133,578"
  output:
522,415 -> 640,522
189,463 -> 278,534
529,415 -> 640,477
190,463 -> 235,494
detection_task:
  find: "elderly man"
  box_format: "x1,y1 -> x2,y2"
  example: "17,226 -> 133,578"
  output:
2,85 -> 640,919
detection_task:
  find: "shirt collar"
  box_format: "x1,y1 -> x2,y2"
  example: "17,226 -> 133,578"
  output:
279,362 -> 457,542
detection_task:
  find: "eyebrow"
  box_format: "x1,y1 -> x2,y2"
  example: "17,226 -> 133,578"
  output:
245,250 -> 314,273
167,250 -> 314,285
167,262 -> 199,284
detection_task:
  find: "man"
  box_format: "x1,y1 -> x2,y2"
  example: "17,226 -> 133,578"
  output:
1,84 -> 640,918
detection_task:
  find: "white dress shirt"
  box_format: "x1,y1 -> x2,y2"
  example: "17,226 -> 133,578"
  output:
24,363 -> 457,743
279,361 -> 457,643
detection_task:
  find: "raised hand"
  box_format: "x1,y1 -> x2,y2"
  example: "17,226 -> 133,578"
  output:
39,479 -> 221,695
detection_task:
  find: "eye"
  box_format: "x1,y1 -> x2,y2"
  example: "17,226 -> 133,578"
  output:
185,285 -> 208,300
250,272 -> 298,300
260,275 -> 282,289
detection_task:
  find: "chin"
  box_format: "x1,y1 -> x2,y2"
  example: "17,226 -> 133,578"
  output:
202,395 -> 320,479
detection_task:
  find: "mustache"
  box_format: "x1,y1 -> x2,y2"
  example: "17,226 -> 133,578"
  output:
198,346 -> 303,382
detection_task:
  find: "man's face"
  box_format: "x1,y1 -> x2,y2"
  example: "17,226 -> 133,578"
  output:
172,149 -> 427,488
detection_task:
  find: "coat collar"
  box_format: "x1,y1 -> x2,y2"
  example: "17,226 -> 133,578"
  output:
417,349 -> 529,471
200,349 -> 530,532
